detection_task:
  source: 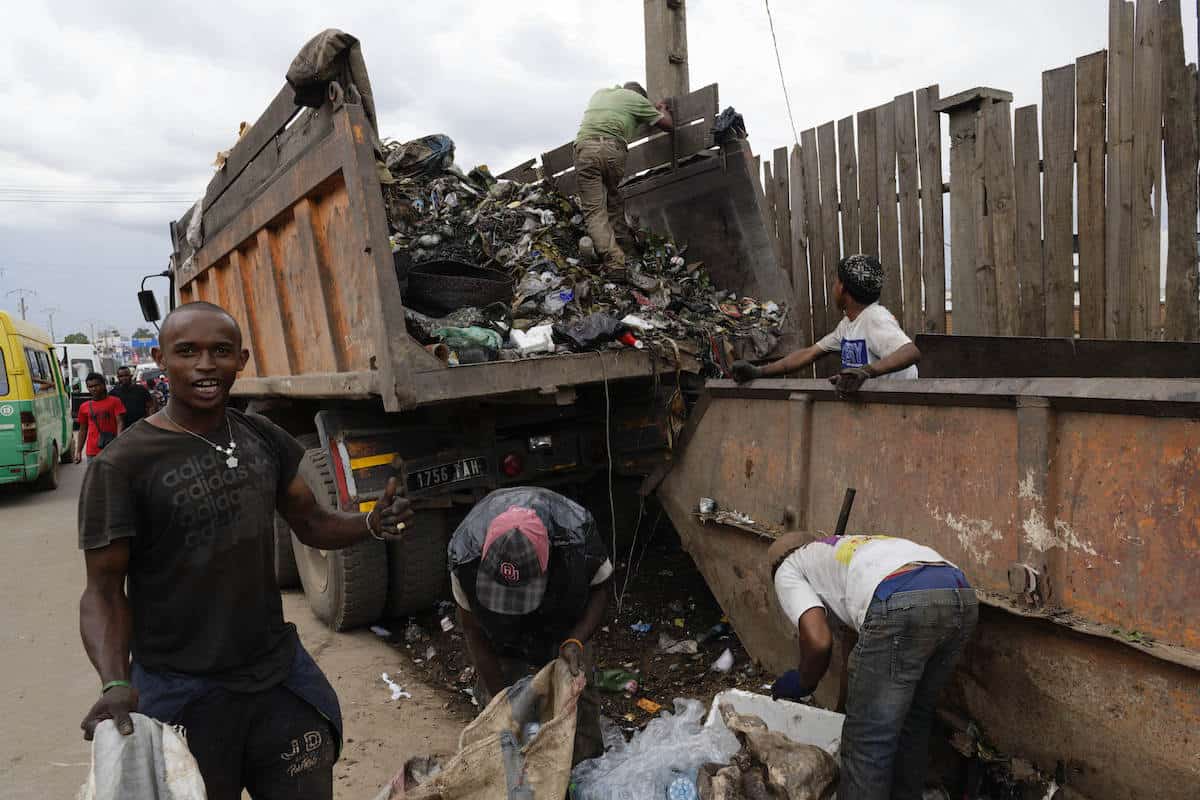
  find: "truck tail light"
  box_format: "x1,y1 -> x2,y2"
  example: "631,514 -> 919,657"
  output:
502,453 -> 523,478
20,412 -> 37,443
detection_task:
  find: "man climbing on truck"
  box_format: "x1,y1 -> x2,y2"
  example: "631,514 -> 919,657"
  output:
77,300 -> 413,800
766,530 -> 977,800
574,81 -> 674,269
731,254 -> 921,395
448,486 -> 612,765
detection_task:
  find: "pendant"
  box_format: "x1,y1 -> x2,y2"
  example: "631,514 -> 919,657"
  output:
226,455 -> 239,469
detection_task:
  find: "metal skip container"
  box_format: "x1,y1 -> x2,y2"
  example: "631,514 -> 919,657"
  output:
656,377 -> 1200,800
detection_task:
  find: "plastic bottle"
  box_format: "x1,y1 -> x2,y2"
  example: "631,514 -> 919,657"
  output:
667,776 -> 698,800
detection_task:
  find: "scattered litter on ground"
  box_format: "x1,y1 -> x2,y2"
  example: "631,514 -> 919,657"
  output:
630,621 -> 653,634
380,673 -> 411,701
659,634 -> 699,655
381,135 -> 786,375
370,625 -> 391,638
636,698 -> 664,715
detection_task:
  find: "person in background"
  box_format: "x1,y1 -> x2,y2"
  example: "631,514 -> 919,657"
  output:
573,82 -> 674,269
74,372 -> 125,463
448,487 -> 612,765
731,254 -> 921,396
767,531 -> 977,800
77,301 -> 414,800
111,365 -> 158,428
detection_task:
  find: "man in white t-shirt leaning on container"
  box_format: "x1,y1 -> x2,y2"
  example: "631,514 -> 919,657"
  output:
766,530 -> 978,800
731,254 -> 920,395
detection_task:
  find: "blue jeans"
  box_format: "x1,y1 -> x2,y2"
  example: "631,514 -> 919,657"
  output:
839,588 -> 978,800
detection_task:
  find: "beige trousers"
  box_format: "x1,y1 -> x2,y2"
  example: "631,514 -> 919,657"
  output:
573,137 -> 634,267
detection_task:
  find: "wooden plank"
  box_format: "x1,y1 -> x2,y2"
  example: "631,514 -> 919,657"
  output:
1042,64 -> 1076,337
801,129 -> 828,335
945,104 -> 982,334
292,198 -> 346,372
856,109 -> 880,259
763,160 -> 780,265
817,121 -> 842,340
875,103 -> 902,318
982,101 -> 1020,336
204,83 -> 301,210
789,144 -> 814,348
1131,0 -> 1163,338
623,120 -> 713,175
224,249 -> 257,377
1160,0 -> 1199,341
1076,50 -> 1108,339
895,92 -> 923,333
1013,105 -> 1045,336
837,116 -> 860,254
915,85 -> 946,333
914,334 -> 1200,378
1106,0 -> 1136,338
973,113 -> 998,337
245,231 -> 293,376
773,147 -> 794,286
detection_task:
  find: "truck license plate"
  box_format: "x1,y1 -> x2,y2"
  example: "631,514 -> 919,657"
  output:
407,457 -> 487,492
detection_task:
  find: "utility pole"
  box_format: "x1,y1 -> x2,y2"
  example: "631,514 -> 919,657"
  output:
41,306 -> 61,342
643,0 -> 689,102
6,288 -> 37,320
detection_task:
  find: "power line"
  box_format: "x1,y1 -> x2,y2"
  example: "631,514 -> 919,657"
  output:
763,0 -> 800,146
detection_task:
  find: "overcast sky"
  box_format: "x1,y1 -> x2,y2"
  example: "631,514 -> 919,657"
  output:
1,0 -> 1194,340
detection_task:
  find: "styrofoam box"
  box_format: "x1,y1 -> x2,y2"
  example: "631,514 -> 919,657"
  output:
704,689 -> 844,755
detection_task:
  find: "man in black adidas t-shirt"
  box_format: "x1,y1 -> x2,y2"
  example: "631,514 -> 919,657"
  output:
77,301 -> 413,800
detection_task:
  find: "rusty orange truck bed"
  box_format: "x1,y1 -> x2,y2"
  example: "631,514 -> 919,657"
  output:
656,373 -> 1200,799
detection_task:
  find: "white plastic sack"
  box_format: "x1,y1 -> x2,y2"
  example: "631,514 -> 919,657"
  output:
570,699 -> 740,800
77,713 -> 206,800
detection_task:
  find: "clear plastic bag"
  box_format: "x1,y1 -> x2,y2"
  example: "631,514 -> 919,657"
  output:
570,699 -> 740,800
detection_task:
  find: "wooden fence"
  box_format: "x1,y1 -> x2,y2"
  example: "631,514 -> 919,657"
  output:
756,0 -> 1200,345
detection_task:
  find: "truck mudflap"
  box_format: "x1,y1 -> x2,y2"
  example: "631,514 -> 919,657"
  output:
656,377 -> 1200,800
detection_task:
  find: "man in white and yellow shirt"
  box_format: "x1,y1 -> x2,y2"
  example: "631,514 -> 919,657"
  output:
768,531 -> 977,800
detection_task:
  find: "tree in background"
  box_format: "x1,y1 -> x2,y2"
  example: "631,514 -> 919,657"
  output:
63,332 -> 89,344
132,327 -> 155,340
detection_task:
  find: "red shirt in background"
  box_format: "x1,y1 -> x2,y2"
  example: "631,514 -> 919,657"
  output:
78,396 -> 126,457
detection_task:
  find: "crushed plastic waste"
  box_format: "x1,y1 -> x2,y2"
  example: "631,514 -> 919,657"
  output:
381,673 -> 412,701
381,136 -> 785,374
629,621 -> 653,635
570,699 -> 740,800
711,649 -> 735,673
636,697 -> 664,715
659,634 -> 700,655
594,669 -> 640,695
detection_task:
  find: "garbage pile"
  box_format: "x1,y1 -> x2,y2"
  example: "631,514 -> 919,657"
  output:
380,135 -> 786,375
570,697 -> 841,800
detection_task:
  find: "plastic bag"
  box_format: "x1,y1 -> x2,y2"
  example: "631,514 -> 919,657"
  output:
77,713 -> 206,800
570,699 -> 740,800
710,107 -> 747,145
510,325 -> 555,355
553,313 -> 624,351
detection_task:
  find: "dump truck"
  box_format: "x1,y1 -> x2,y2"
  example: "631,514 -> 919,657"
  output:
153,41 -> 788,631
653,337 -> 1200,800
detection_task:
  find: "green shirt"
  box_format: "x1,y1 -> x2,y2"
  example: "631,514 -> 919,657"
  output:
575,87 -> 663,145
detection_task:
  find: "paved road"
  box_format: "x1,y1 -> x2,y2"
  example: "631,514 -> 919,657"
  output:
0,462 -> 463,799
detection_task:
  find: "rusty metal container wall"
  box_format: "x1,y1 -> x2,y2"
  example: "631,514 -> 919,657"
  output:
657,379 -> 1200,799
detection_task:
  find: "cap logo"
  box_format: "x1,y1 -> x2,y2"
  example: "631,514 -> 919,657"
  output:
498,562 -> 520,583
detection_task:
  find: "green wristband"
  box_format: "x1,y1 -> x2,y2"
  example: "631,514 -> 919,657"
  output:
102,680 -> 132,693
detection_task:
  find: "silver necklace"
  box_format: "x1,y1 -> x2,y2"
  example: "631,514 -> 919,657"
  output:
163,410 -> 239,468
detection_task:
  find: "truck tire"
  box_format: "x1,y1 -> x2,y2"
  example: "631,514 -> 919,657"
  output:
270,433 -> 315,590
273,513 -> 300,589
33,445 -> 60,491
384,510 -> 452,617
293,448 -> 388,630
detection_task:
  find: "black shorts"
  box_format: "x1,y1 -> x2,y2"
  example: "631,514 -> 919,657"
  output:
175,684 -> 337,800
